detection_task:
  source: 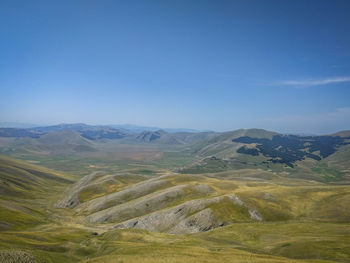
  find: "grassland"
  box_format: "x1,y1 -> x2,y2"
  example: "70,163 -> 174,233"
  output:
1,151 -> 350,263
2,221 -> 349,263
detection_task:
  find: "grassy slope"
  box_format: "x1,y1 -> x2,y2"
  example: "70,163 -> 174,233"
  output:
178,130 -> 350,185
79,222 -> 348,263
1,221 -> 348,263
0,154 -> 77,231
0,155 -> 349,263
2,223 -> 345,263
76,171 -> 350,262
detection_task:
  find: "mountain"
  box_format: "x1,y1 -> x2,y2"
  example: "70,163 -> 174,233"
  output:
180,129 -> 350,183
36,130 -> 98,153
0,123 -> 128,141
232,134 -> 349,166
1,125 -> 350,183
0,128 -> 41,138
30,123 -> 91,133
190,129 -> 277,157
0,125 -> 214,154
109,124 -> 211,134
31,123 -> 128,140
136,130 -> 168,142
331,130 -> 350,138
0,130 -> 99,157
0,122 -> 39,128
0,123 -> 212,145
135,130 -> 217,145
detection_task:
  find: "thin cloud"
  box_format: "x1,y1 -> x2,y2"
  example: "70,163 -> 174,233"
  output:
278,76 -> 350,88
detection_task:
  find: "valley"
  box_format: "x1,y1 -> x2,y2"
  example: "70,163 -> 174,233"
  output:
0,124 -> 349,262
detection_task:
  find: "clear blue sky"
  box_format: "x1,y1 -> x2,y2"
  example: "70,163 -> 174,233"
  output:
1,0 -> 350,133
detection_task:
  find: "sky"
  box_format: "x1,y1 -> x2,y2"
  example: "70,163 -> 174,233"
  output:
1,0 -> 350,134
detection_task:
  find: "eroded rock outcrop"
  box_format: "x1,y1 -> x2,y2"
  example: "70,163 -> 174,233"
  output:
86,184 -> 188,223
113,194 -> 262,234
56,171 -> 102,208
76,176 -> 172,214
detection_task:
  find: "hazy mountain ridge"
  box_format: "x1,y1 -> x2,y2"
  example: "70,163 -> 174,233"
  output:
1,125 -> 350,183
0,123 -> 214,144
110,124 -> 210,133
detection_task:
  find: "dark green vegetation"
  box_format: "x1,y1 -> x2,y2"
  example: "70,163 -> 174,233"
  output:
0,125 -> 350,262
233,134 -> 350,167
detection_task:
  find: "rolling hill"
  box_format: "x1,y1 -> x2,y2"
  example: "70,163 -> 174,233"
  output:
0,144 -> 349,262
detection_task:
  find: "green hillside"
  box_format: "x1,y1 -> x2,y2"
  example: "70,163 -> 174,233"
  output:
180,129 -> 350,183
0,155 -> 76,230
0,129 -> 349,263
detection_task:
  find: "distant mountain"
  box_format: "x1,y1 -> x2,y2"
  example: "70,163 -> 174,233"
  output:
30,123 -> 91,132
109,124 -> 162,133
163,128 -> 212,133
0,122 -> 39,128
136,130 -> 168,142
110,124 -> 211,134
1,124 -> 350,181
0,124 -> 215,159
2,123 -> 213,145
0,124 -> 128,141
0,122 -> 211,136
31,123 -> 128,140
0,130 -> 98,157
24,123 -> 208,140
135,130 -> 216,145
0,128 -> 41,138
331,130 -> 350,138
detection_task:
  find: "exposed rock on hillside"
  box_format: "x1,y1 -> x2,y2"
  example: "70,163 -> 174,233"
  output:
56,172 -> 102,208
86,184 -> 188,223
113,194 -> 262,234
76,176 -> 172,214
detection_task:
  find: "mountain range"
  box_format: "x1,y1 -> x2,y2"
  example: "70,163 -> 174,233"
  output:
0,122 -> 210,134
0,123 -> 349,183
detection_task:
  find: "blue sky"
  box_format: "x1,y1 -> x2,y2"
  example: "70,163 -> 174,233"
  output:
1,0 -> 350,133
